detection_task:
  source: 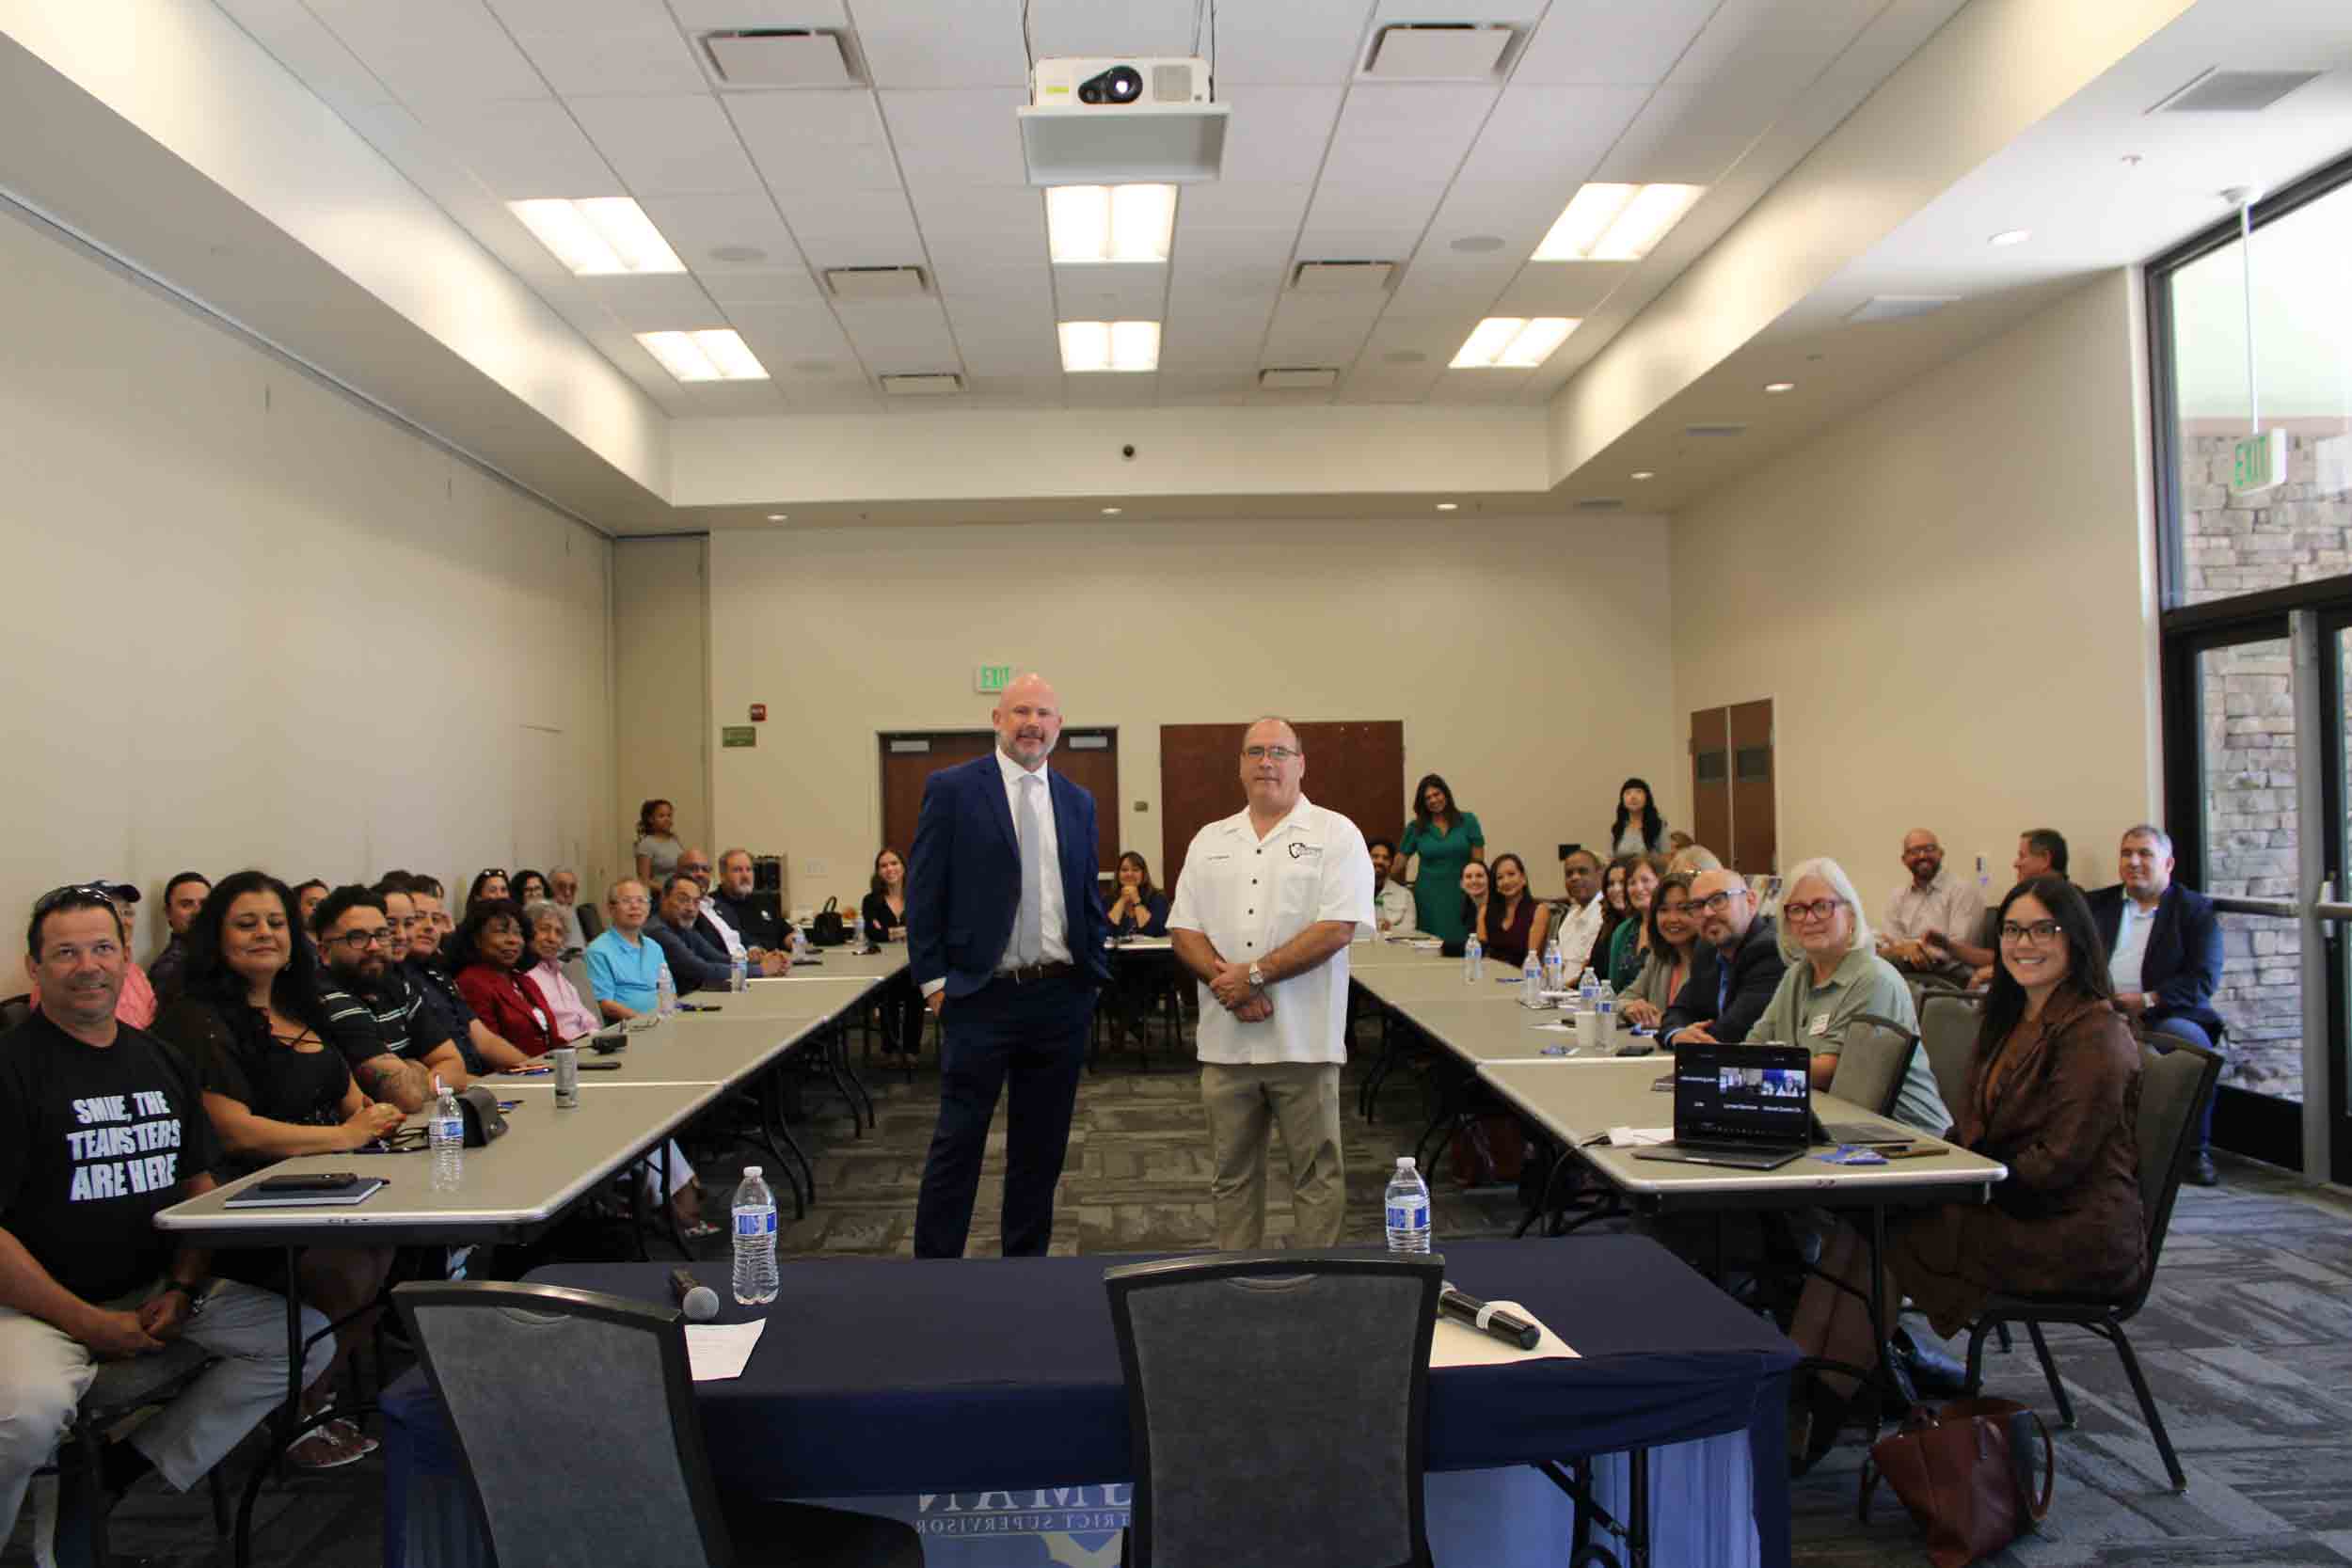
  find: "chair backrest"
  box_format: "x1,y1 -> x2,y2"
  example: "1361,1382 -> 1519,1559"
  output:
562,957 -> 596,1013
1105,1252 -> 1440,1568
2129,1036 -> 2224,1306
0,993 -> 31,1034
577,903 -> 605,942
1836,1016 -> 1921,1118
1917,992 -> 1984,1117
393,1281 -> 733,1568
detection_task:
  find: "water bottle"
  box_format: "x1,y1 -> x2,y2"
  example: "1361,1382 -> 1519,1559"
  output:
1597,979 -> 1617,1037
730,955 -> 747,993
1520,954 -> 1542,1007
1462,935 -> 1483,984
731,1166 -> 780,1306
656,963 -> 677,1017
1542,937 -> 1564,994
1384,1157 -> 1432,1254
1579,968 -> 1601,1010
429,1078 -> 464,1188
790,927 -> 809,960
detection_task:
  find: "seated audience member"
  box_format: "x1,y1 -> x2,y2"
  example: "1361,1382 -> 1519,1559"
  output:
645,875 -> 729,994
462,870 -> 508,918
680,847 -> 783,977
1098,851 -> 1172,1058
1661,868 -> 1788,1045
1609,778 -> 1668,858
407,875 -> 456,947
1368,838 -> 1414,934
510,870 -> 549,910
1,885 -> 334,1531
549,868 -> 593,950
1549,848 -> 1607,982
151,872 -> 400,1468
1924,828 -> 2069,975
1619,873 -> 1698,1029
29,882 -> 156,1028
1454,860 -> 1490,955
311,885 -> 467,1112
633,799 -> 683,889
1755,858 -> 1949,1134
146,871 -> 211,1001
1786,876 -> 2144,1466
2090,824 -> 2224,1185
393,877 -> 530,1074
864,848 -> 923,1063
1607,855 -> 1669,991
1876,829 -> 1984,978
1665,843 -> 1723,877
1475,853 -> 1551,969
451,899 -> 556,1056
586,879 -> 666,1021
1597,855 -> 1635,967
291,879 -> 329,933
521,903 -> 599,1042
709,848 -> 792,958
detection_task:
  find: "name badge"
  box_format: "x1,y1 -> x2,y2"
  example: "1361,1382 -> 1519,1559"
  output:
1807,1013 -> 1832,1038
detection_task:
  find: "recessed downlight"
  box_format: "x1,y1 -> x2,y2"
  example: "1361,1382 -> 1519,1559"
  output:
765,513 -> 788,521
1990,229 -> 2031,246
1435,502 -> 1459,512
1101,506 -> 1122,515
1763,381 -> 1795,393
1630,470 -> 1656,481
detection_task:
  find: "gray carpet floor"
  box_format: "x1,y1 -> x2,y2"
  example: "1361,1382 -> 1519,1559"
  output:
12,1008 -> 2351,1567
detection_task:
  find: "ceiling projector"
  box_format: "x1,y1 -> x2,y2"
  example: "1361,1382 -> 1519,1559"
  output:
1019,55 -> 1230,185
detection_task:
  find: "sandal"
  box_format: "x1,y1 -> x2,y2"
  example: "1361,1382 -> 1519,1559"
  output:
288,1429 -> 368,1470
327,1418 -> 380,1456
677,1216 -> 722,1241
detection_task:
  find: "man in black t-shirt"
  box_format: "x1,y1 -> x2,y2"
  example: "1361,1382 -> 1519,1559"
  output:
1,889 -> 331,1536
311,886 -> 468,1114
711,848 -> 795,962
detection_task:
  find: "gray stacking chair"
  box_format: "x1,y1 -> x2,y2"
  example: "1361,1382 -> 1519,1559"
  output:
393,1282 -> 920,1568
1916,991 -> 1984,1119
40,1339 -> 223,1567
1832,1016 -> 1922,1121
1963,1037 -> 2224,1493
1104,1252 -> 1442,1568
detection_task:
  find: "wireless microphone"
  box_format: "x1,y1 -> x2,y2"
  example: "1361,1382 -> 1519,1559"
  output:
669,1267 -> 720,1323
1438,1284 -> 1540,1351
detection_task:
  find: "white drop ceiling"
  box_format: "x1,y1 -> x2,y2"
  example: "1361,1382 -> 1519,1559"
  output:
212,0 -> 1966,416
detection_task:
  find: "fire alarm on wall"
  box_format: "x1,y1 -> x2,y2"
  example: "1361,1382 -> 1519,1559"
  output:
749,704 -> 767,721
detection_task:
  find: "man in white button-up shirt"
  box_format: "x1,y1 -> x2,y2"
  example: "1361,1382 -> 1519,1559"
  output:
1168,718 -> 1375,1250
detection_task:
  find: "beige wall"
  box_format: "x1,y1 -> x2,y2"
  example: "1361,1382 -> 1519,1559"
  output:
612,536 -> 711,881
700,516 -> 1679,913
0,204 -> 616,962
1670,268 -> 2162,908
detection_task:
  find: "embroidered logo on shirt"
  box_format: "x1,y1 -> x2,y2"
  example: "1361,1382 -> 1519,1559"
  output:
1288,843 -> 1323,860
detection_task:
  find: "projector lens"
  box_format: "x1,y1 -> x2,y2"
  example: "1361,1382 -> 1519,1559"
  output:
1080,65 -> 1143,104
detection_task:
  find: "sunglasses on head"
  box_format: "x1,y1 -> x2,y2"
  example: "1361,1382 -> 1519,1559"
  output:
35,883 -> 123,913
479,869 -> 508,879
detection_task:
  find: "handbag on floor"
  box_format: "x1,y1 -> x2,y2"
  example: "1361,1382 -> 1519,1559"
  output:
1859,1396 -> 2053,1568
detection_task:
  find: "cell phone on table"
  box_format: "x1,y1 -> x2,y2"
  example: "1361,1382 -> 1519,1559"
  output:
256,1172 -> 359,1193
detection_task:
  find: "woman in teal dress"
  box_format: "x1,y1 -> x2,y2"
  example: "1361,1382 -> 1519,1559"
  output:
1397,773 -> 1484,945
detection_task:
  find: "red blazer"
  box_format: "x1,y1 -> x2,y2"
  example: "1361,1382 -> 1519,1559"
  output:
454,962 -> 557,1056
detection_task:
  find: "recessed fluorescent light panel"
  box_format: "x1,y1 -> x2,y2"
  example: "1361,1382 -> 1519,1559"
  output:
635,329 -> 769,382
1046,184 -> 1177,263
509,198 -> 684,276
1533,183 -> 1704,261
1058,320 -> 1161,372
1450,317 -> 1578,369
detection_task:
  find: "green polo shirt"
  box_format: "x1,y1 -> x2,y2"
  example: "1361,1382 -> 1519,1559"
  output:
1754,946 -> 1950,1134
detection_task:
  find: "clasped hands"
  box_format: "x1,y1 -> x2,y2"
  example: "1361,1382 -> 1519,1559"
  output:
1209,960 -> 1273,1022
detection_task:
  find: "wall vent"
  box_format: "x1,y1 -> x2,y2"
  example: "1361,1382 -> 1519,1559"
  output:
702,29 -> 865,87
1363,24 -> 1517,79
1574,497 -> 1625,511
825,265 -> 929,300
1291,261 -> 1394,294
1847,294 -> 1960,324
1683,422 -> 1746,437
2149,69 -> 2321,114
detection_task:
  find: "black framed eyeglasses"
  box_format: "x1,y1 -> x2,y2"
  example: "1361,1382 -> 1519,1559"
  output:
326,928 -> 398,951
1689,890 -> 1743,913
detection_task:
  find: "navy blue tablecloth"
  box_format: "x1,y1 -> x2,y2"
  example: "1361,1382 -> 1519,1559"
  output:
530,1236 -> 1796,1564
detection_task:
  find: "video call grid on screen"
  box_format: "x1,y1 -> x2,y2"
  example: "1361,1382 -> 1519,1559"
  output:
1674,1046 -> 1810,1142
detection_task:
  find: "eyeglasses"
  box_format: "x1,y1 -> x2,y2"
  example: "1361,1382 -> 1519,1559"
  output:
612,895 -> 650,910
1902,845 -> 1942,857
679,865 -> 712,878
326,928 -> 397,951
1688,890 -> 1744,913
1781,897 -> 1847,923
1242,745 -> 1299,762
1998,920 -> 2066,945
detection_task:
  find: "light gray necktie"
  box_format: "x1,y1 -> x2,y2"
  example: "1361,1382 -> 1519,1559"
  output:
1015,773 -> 1044,965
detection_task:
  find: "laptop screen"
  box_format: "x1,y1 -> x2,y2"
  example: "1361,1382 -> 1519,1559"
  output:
1672,1042 -> 1813,1146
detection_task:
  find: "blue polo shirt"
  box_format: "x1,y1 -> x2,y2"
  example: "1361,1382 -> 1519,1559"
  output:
586,928 -> 666,1012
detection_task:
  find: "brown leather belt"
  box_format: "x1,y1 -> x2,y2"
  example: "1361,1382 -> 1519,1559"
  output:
996,961 -> 1077,984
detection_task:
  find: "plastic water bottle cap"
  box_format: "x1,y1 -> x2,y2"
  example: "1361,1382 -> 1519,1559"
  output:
1396,1156 -> 1415,1171
744,1165 -> 761,1178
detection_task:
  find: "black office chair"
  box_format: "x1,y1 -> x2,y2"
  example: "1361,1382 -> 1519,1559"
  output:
38,1339 -> 226,1567
394,1281 -> 920,1566
1104,1252 -> 1441,1568
576,903 -> 605,942
1962,1037 -> 2224,1493
0,992 -> 32,1033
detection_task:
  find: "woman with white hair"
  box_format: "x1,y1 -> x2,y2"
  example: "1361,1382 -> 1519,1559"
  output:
1754,856 -> 1950,1135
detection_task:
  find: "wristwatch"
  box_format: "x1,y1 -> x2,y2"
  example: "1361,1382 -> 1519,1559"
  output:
160,1279 -> 208,1315
1247,961 -> 1265,990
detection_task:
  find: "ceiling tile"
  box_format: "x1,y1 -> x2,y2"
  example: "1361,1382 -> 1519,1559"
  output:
637,192 -> 803,268
666,0 -> 849,33
1510,0 -> 1719,86
590,271 -> 727,329
675,380 -> 790,412
1490,266 -> 1627,318
1213,0 -> 1375,85
304,0 -> 549,103
1067,373 -> 1160,408
1424,366 -> 1534,404
1594,85 -> 1777,185
1216,87 -> 1345,183
935,261 -> 1054,311
1662,0 -> 1883,87
1158,371 -> 1257,399
1457,83 -> 1650,183
486,0 -> 708,95
1174,182 -> 1311,231
1025,0 -> 1199,60
1297,181 -> 1443,244
963,372 -> 1066,399
773,186 -> 920,252
215,0 -> 396,111
1369,0 -> 1541,19
834,300 -> 962,371
700,266 -> 826,306
569,94 -> 764,193
882,89 -> 1030,188
725,91 -> 898,193
853,0 -> 1029,88
1383,255 -> 1514,312
725,305 -> 861,367
1052,265 -> 1169,321
1423,180 -> 1577,253
1174,226 -> 1296,272
906,183 -> 1044,240
415,99 -> 620,196
1319,85 -> 1498,185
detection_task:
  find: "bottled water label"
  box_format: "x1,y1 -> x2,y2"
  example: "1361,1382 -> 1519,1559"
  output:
1385,1196 -> 1428,1232
432,1115 -> 462,1145
733,1206 -> 777,1238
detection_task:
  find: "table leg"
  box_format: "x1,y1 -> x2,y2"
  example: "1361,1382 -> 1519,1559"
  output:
234,1245 -> 302,1568
1514,1145 -> 1568,1240
1866,1201 -> 1895,1421
763,1069 -> 817,1207
1627,1447 -> 1650,1568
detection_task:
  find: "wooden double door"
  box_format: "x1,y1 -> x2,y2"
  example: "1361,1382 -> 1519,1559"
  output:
877,730 -> 1121,876
1689,700 -> 1776,874
1157,721 -> 1406,896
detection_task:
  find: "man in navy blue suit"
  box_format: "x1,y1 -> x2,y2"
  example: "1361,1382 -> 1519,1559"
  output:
908,672 -> 1109,1257
2088,823 -> 2226,1185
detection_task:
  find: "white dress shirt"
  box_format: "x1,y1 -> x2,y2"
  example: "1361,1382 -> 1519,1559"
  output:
1881,870 -> 1986,950
2108,897 -> 2156,992
1168,796 -> 1375,1066
1375,879 -> 1416,934
1554,893 -> 1606,976
996,747 -> 1070,970
699,895 -> 747,961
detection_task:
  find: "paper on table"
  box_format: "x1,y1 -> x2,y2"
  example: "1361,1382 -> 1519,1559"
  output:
686,1319 -> 767,1382
1530,1020 -> 1576,1033
1606,1126 -> 1672,1147
1430,1301 -> 1578,1367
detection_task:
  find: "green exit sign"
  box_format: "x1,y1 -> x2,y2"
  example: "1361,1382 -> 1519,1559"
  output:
2232,429 -> 2286,495
975,663 -> 1012,694
721,725 -> 756,749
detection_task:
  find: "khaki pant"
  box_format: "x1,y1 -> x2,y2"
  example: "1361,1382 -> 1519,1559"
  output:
1200,1062 -> 1344,1251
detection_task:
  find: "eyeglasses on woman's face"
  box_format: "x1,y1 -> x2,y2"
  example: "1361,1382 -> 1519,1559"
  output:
1782,896 -> 1846,925
1998,919 -> 2065,946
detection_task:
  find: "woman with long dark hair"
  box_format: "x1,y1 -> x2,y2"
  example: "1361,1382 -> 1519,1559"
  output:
1399,773 -> 1484,948
1618,871 -> 1697,1029
633,799 -> 682,888
510,869 -> 550,909
1474,852 -> 1549,969
1786,875 -> 2147,1468
1606,854 -> 1670,991
463,868 -> 509,917
863,847 -> 928,1067
1104,851 -> 1169,938
1103,851 -> 1174,1049
1609,778 -> 1666,858
151,872 -> 403,1469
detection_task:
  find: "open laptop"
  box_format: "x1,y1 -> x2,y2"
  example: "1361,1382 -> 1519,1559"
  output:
1632,1042 -> 1817,1171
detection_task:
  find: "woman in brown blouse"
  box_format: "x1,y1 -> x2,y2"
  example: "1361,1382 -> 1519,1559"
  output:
1788,875 -> 2145,1466
1474,853 -> 1551,969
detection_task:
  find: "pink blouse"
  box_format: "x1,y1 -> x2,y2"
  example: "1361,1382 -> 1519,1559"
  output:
532,958 -> 601,1043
